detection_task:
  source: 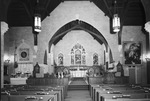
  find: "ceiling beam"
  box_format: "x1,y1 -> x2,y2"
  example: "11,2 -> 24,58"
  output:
44,0 -> 51,16
141,0 -> 150,21
102,0 -> 112,17
0,0 -> 11,22
118,0 -> 132,44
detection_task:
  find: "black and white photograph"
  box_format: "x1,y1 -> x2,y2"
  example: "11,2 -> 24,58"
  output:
1,0 -> 150,101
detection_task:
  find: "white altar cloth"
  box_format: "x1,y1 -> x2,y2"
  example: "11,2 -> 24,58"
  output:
10,77 -> 27,85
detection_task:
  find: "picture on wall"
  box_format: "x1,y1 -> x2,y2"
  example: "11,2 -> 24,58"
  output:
19,48 -> 29,61
123,41 -> 142,65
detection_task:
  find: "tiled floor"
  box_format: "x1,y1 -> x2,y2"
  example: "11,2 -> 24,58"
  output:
65,90 -> 92,101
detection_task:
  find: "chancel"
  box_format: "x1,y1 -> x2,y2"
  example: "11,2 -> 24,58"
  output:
1,0 -> 150,101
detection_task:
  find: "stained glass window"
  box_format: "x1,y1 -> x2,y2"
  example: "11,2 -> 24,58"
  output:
75,49 -> 81,64
93,53 -> 98,65
70,43 -> 86,65
58,53 -> 63,66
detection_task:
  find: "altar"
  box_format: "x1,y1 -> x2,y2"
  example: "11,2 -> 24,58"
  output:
70,67 -> 87,77
10,77 -> 27,85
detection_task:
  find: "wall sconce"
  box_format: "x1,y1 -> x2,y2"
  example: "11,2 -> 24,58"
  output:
4,59 -> 10,64
4,55 -> 10,64
146,58 -> 150,61
145,54 -> 150,61
145,57 -> 150,61
112,0 -> 120,32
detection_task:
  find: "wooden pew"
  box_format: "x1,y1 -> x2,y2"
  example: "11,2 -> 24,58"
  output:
26,77 -> 69,87
95,87 -> 150,101
45,87 -> 64,101
92,84 -> 150,101
1,91 -> 9,101
25,85 -> 65,101
2,84 -> 67,101
17,90 -> 59,101
17,88 -> 61,101
90,84 -> 129,100
9,95 -> 54,101
27,85 -> 67,98
105,99 -> 150,101
92,85 -> 129,101
35,85 -> 66,100
96,89 -> 150,101
100,93 -> 150,101
5,85 -> 64,101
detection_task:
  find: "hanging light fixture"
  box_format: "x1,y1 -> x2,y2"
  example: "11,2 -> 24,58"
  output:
34,0 -> 41,33
33,0 -> 41,53
113,0 -> 120,32
34,14 -> 41,32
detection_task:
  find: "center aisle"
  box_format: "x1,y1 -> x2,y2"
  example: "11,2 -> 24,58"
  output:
65,90 -> 92,101
65,77 -> 92,101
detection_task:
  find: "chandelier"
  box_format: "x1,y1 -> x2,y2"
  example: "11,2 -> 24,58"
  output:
112,0 -> 120,32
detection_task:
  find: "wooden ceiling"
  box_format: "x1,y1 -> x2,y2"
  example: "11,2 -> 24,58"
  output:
2,0 -> 146,27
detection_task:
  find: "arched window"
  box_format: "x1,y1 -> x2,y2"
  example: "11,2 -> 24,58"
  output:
58,53 -> 63,66
75,49 -> 81,64
71,43 -> 86,65
93,53 -> 98,65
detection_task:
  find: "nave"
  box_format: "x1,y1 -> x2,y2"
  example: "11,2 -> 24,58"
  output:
1,77 -> 150,101
1,77 -> 92,101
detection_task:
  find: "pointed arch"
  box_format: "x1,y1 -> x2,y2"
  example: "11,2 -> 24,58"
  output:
48,20 -> 108,53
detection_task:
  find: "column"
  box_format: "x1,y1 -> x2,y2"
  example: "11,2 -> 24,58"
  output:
1,22 -> 8,88
145,21 -> 150,84
145,21 -> 150,45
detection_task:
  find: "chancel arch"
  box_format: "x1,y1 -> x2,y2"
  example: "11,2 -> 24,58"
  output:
49,20 -> 115,77
48,20 -> 114,67
48,20 -> 109,53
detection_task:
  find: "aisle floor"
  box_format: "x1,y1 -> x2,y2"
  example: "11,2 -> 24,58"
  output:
65,90 -> 92,101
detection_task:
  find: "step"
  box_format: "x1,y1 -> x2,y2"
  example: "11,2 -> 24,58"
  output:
68,85 -> 89,90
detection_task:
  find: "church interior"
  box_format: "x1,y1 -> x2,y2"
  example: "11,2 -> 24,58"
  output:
1,0 -> 150,101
